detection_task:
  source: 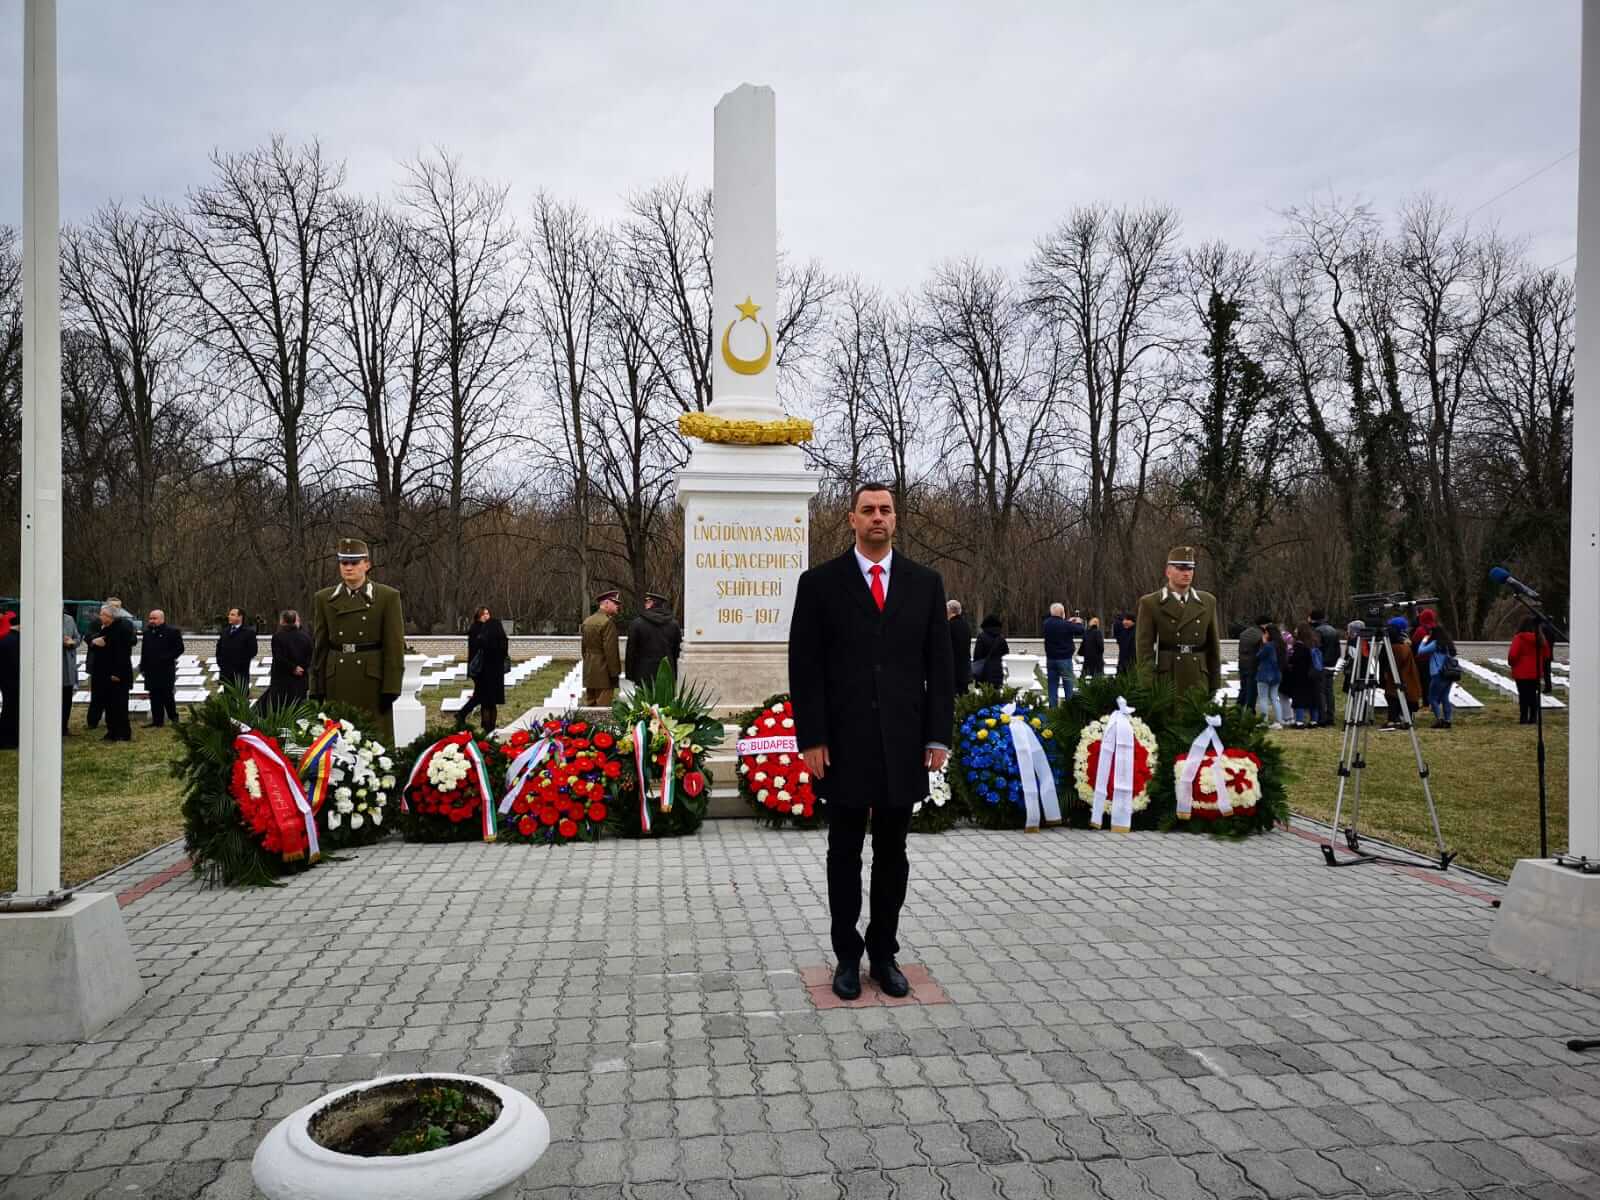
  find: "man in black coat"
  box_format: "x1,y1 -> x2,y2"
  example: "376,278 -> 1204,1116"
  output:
264,610 -> 314,710
215,606 -> 258,695
89,603 -> 137,741
1113,612 -> 1137,676
138,609 -> 185,727
625,592 -> 683,689
947,600 -> 973,693
789,483 -> 955,1002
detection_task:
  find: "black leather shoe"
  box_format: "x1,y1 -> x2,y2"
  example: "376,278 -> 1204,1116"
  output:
832,961 -> 861,1001
869,958 -> 910,998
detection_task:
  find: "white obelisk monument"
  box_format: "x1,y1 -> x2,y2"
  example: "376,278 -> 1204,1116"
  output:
676,84 -> 820,707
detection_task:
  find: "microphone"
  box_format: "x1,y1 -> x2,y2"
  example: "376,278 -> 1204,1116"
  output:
1489,566 -> 1541,601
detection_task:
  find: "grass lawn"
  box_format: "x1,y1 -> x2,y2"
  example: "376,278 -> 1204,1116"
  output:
0,656 -> 576,892
1269,675 -> 1567,879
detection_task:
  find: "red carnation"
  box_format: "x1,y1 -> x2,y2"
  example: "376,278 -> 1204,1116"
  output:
603,761 -> 621,778
587,802 -> 607,822
540,808 -> 558,826
518,816 -> 534,835
558,818 -> 578,839
593,731 -> 614,750
570,721 -> 588,734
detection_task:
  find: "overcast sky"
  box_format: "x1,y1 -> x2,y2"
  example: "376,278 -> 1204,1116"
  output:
0,1 -> 1582,288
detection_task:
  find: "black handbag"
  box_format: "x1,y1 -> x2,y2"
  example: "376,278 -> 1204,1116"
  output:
467,651 -> 483,679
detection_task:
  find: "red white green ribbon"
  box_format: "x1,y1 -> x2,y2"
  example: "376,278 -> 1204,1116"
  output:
632,719 -> 653,834
297,720 -> 343,814
632,706 -> 677,832
237,729 -> 320,863
500,735 -> 560,815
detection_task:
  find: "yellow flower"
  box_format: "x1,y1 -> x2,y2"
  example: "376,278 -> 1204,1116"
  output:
1030,717 -> 1042,729
976,729 -> 989,740
984,718 -> 997,728
1042,730 -> 1054,739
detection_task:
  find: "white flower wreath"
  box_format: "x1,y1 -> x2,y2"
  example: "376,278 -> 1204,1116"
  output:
1072,711 -> 1160,809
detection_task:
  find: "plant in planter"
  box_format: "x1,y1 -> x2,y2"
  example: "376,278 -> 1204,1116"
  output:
252,1073 -> 550,1200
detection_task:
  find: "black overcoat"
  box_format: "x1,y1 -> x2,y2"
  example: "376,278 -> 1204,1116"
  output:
948,614 -> 973,690
268,627 -> 313,704
138,624 -> 185,682
467,619 -> 509,706
788,549 -> 955,810
215,624 -> 258,679
90,619 -> 136,686
625,608 -> 682,686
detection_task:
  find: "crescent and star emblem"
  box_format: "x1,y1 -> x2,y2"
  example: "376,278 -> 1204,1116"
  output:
720,295 -> 773,376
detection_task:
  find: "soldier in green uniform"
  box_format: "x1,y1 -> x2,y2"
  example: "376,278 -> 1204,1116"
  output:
1134,545 -> 1222,698
310,538 -> 406,743
581,589 -> 622,706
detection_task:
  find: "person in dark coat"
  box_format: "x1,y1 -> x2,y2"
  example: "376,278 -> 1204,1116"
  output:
1041,603 -> 1086,705
0,611 -> 19,750
1285,622 -> 1322,727
458,606 -> 509,732
215,607 -> 258,694
789,484 -> 955,1003
89,603 -> 136,741
1113,612 -> 1136,675
625,592 -> 682,689
1079,617 -> 1106,679
971,614 -> 1009,687
947,600 -> 973,693
261,610 -> 313,710
138,609 -> 185,727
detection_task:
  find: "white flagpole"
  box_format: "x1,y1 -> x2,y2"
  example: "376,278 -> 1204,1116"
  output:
17,0 -> 63,898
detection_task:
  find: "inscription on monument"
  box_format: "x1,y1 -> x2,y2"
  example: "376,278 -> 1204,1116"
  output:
685,499 -> 809,642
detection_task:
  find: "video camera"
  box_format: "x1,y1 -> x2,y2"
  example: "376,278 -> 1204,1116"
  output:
1349,591 -> 1439,624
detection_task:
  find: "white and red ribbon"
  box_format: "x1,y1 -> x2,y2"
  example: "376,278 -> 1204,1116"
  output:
499,735 -> 561,815
237,729 -> 320,863
1091,697 -> 1139,832
1177,714 -> 1232,820
1003,702 -> 1061,833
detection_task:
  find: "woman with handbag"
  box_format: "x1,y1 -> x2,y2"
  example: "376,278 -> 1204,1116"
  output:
972,614 -> 1009,688
457,606 -> 509,732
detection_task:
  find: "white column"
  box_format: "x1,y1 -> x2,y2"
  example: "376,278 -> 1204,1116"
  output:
17,0 -> 63,897
1571,0 -> 1600,859
708,84 -> 781,422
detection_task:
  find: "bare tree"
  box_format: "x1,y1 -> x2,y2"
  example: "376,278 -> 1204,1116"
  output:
61,203 -> 195,604
1026,204 -> 1182,616
0,228 -> 22,583
164,137 -> 345,605
402,151 -> 528,629
619,179 -> 715,414
808,276 -> 879,492
528,192 -> 599,617
862,291 -> 930,527
324,198 -> 439,573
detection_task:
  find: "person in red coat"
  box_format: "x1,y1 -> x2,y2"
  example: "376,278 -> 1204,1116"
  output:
1508,615 -> 1553,725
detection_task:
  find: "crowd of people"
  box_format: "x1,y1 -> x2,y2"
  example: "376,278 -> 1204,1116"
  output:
936,597 -> 1560,736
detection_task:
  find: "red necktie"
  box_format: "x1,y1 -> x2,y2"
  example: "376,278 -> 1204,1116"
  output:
869,564 -> 886,612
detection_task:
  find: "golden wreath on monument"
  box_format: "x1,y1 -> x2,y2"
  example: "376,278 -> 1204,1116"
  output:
677,411 -> 814,445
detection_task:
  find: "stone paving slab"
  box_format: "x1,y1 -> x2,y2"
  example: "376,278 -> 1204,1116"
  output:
3,824 -> 1599,1198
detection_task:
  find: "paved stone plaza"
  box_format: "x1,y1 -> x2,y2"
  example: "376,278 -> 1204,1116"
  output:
2,823 -> 1599,1199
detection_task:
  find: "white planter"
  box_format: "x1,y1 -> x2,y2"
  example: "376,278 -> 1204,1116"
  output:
252,1074 -> 550,1200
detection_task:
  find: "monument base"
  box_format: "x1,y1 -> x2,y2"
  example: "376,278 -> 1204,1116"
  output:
1488,859 -> 1600,992
677,642 -> 792,714
0,892 -> 144,1044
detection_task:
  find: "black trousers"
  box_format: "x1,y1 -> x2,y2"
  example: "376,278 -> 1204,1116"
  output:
86,677 -> 104,728
102,683 -> 132,741
827,804 -> 914,965
457,691 -> 498,731
1516,679 -> 1541,724
146,674 -> 179,725
62,686 -> 73,733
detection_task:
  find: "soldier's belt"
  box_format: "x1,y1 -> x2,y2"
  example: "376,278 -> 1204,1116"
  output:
338,642 -> 383,653
1161,643 -> 1202,655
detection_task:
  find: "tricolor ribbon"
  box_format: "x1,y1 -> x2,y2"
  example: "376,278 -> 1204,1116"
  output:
499,735 -> 561,815
296,720 -> 343,814
632,706 -> 677,833
1003,702 -> 1062,833
401,733 -> 499,841
1176,714 -> 1232,821
1090,697 -> 1139,833
236,729 -> 320,863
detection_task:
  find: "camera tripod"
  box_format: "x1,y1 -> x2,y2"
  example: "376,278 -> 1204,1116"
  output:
1322,627 -> 1455,871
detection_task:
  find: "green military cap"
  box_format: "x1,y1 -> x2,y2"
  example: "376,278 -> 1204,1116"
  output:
1167,545 -> 1197,568
595,589 -> 621,605
337,538 -> 371,561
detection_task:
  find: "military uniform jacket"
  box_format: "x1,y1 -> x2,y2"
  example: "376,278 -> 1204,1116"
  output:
310,581 -> 405,720
581,611 -> 620,690
1134,586 -> 1222,697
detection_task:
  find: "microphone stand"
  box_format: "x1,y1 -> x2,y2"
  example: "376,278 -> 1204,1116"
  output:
1499,589 -> 1564,859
